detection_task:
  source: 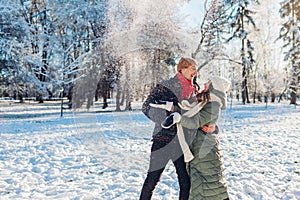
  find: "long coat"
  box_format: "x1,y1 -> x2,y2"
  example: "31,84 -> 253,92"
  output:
181,101 -> 229,200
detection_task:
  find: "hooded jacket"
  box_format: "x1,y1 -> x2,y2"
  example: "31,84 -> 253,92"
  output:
180,92 -> 229,200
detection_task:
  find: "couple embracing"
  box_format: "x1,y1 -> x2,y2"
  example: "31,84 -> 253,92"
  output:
139,57 -> 230,200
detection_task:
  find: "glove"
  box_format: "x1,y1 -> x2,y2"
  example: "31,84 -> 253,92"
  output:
161,112 -> 182,129
149,100 -> 173,111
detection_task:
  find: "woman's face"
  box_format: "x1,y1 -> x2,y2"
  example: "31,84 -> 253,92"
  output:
181,65 -> 197,81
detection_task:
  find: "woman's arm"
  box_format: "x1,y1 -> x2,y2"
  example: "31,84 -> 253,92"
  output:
180,101 -> 221,129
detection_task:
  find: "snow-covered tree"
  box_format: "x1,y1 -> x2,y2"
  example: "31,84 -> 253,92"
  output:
191,0 -> 228,61
18,0 -> 55,102
54,0 -> 110,109
248,0 -> 286,103
106,0 -> 190,110
2,0 -> 296,111
189,0 -> 232,84
279,0 -> 300,105
227,0 -> 259,104
0,0 -> 35,101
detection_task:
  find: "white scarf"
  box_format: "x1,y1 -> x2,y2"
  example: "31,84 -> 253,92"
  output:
176,100 -> 207,162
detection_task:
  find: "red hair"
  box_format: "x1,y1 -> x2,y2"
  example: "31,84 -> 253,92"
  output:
177,57 -> 198,72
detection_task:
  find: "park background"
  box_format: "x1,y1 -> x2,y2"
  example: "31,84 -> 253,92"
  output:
1,0 -> 300,199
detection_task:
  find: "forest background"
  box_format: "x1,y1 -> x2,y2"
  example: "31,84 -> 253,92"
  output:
1,0 -> 300,110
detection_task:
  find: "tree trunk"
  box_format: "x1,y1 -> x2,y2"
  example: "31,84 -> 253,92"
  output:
19,93 -> 24,103
278,87 -> 287,103
264,94 -> 268,103
141,84 -> 147,102
257,93 -> 262,102
87,94 -> 93,110
290,75 -> 299,105
290,86 -> 297,105
236,90 -> 240,101
120,90 -> 125,106
41,9 -> 48,83
290,3 -> 298,105
125,89 -> 132,111
271,93 -> 276,103
115,82 -> 121,111
246,84 -> 250,103
36,94 -> 44,103
102,95 -> 108,109
242,68 -> 247,104
264,93 -> 268,108
240,6 -> 251,105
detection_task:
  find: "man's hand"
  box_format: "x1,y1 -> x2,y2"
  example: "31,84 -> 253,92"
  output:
150,100 -> 174,111
161,112 -> 182,129
201,124 -> 216,133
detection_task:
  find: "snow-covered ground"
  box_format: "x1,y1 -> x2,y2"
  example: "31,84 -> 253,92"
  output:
0,100 -> 299,200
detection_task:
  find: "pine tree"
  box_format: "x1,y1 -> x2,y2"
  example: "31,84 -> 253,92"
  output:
279,0 -> 300,105
227,0 -> 259,104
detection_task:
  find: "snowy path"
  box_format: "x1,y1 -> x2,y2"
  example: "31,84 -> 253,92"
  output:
0,101 -> 299,199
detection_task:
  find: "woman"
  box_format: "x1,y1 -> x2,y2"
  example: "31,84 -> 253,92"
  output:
162,76 -> 230,200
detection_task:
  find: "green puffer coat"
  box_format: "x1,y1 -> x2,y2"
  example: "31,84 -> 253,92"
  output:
180,101 -> 229,200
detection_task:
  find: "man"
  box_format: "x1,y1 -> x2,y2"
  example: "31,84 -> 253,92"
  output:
139,57 -> 199,200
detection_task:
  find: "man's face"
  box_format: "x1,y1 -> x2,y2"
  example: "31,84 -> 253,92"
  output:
181,65 -> 197,81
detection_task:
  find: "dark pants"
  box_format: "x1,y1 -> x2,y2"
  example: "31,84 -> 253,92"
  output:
139,139 -> 190,200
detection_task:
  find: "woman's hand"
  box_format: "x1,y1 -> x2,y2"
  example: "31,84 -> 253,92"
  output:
201,124 -> 216,133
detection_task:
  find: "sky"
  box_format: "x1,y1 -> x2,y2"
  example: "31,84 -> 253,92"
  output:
181,0 -> 204,30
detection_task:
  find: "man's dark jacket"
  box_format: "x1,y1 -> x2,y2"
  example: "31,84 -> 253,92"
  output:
142,76 -> 188,142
